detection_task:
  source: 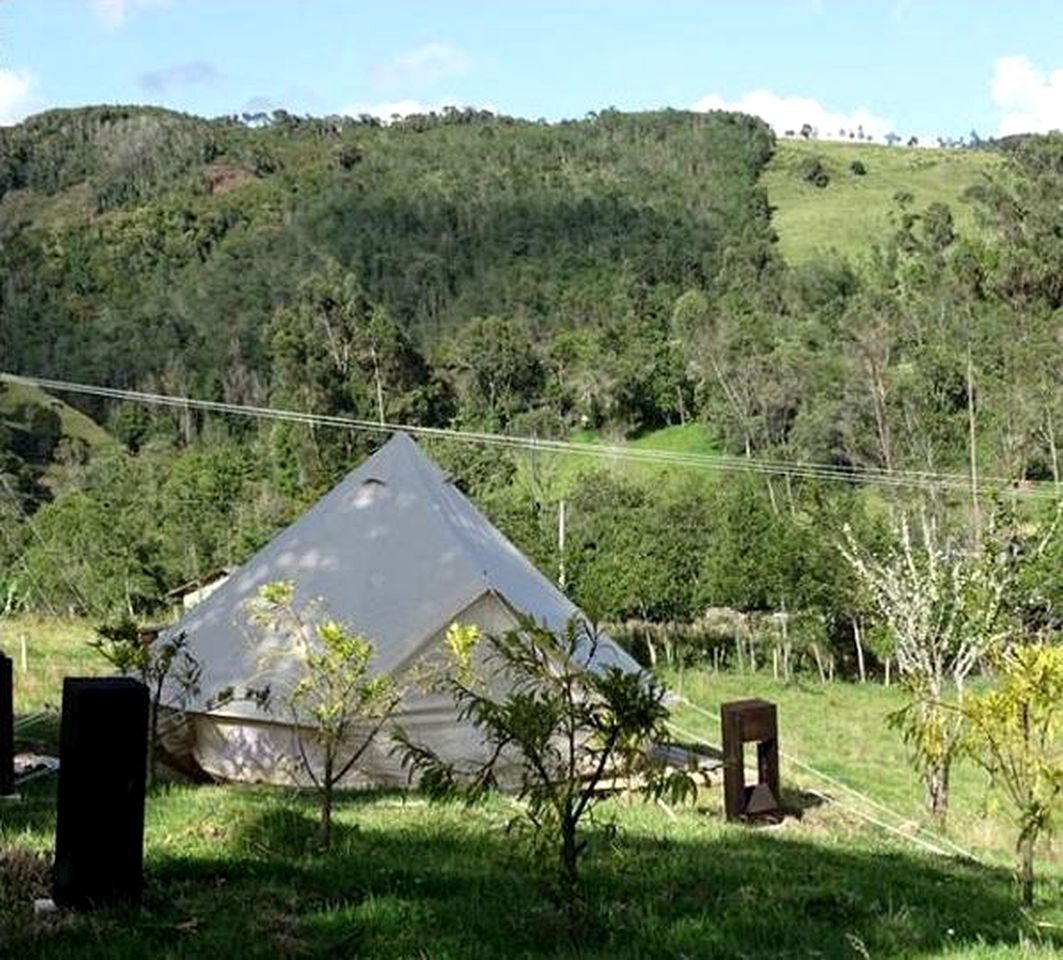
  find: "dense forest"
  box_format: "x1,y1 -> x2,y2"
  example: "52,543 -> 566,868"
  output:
0,105 -> 1060,674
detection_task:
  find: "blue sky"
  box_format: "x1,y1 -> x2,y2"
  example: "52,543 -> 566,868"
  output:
2,1 -> 1063,139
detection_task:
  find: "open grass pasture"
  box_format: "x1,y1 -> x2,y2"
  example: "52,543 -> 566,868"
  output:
1,619 -> 1060,959
3,618 -> 108,716
763,139 -> 1000,264
522,422 -> 722,492
0,382 -> 115,455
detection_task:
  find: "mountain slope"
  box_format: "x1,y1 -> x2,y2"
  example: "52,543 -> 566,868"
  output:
763,139 -> 1000,263
0,106 -> 776,397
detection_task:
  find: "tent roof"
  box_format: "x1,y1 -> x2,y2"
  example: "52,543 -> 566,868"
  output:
169,432 -> 639,712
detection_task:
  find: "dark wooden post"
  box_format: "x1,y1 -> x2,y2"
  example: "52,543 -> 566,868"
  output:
0,652 -> 13,796
53,677 -> 149,909
721,698 -> 781,822
721,699 -> 746,821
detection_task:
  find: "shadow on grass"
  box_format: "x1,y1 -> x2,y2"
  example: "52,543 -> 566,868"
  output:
4,785 -> 1055,960
13,712 -> 61,756
780,785 -> 827,818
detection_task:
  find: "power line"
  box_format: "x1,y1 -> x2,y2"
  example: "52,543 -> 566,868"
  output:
671,698 -> 999,868
1,372 -> 1057,499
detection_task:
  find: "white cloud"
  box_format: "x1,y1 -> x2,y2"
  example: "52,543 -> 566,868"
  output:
373,42 -> 472,88
692,88 -> 893,142
0,68 -> 43,126
340,99 -> 494,123
992,55 -> 1063,136
91,0 -> 169,30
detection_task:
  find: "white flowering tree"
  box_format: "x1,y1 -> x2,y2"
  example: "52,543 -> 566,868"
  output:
841,510 -> 1008,823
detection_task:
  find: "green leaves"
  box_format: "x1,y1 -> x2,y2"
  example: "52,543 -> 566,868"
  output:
401,614 -> 695,893
962,644 -> 1063,904
246,580 -> 402,849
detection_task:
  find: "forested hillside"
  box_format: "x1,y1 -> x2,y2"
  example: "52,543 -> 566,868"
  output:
0,106 -> 773,404
0,106 -> 1060,669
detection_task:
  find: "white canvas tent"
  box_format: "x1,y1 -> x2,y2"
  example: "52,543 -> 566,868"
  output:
161,432 -> 641,787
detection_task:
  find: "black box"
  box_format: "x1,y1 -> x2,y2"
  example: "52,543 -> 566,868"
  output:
53,677 -> 149,909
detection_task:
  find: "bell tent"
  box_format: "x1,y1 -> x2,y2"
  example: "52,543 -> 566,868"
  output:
161,432 -> 640,787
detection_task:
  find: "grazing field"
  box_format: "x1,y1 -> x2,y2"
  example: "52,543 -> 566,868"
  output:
0,383 -> 115,455
3,617 -> 107,717
1,619 -> 1060,959
763,139 -> 1000,264
557,423 -> 721,483
668,672 -> 1062,877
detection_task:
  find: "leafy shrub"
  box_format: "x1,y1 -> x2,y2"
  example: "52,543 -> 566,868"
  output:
850,159 -> 867,176
799,155 -> 830,188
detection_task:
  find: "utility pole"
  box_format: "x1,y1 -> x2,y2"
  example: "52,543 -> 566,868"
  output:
966,343 -> 980,540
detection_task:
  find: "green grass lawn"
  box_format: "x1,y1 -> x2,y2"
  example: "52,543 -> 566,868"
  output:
4,617 -> 108,715
2,619 -> 1060,958
529,422 -> 721,492
667,672 -> 1061,876
763,140 -> 1000,264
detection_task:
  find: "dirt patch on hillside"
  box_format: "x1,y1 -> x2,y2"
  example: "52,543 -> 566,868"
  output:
204,163 -> 255,195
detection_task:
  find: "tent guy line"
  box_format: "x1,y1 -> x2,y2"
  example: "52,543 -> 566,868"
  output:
670,700 -> 999,868
0,372 -> 1056,498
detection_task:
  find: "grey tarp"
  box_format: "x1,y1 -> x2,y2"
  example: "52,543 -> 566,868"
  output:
161,432 -> 640,786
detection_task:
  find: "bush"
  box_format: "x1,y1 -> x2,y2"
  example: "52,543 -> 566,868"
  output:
799,155 -> 830,188
850,159 -> 867,176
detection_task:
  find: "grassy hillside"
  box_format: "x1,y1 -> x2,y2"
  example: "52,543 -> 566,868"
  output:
0,382 -> 115,503
0,382 -> 113,452
763,139 -> 1000,263
557,423 -> 720,483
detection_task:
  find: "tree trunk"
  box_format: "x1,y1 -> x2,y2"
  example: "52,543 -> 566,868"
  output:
322,753 -> 335,850
560,815 -> 579,896
966,343 -> 980,539
926,759 -> 950,825
852,616 -> 866,683
810,642 -> 826,683
1045,405 -> 1059,484
765,477 -> 779,515
371,347 -> 386,426
1017,833 -> 1035,907
781,617 -> 792,682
